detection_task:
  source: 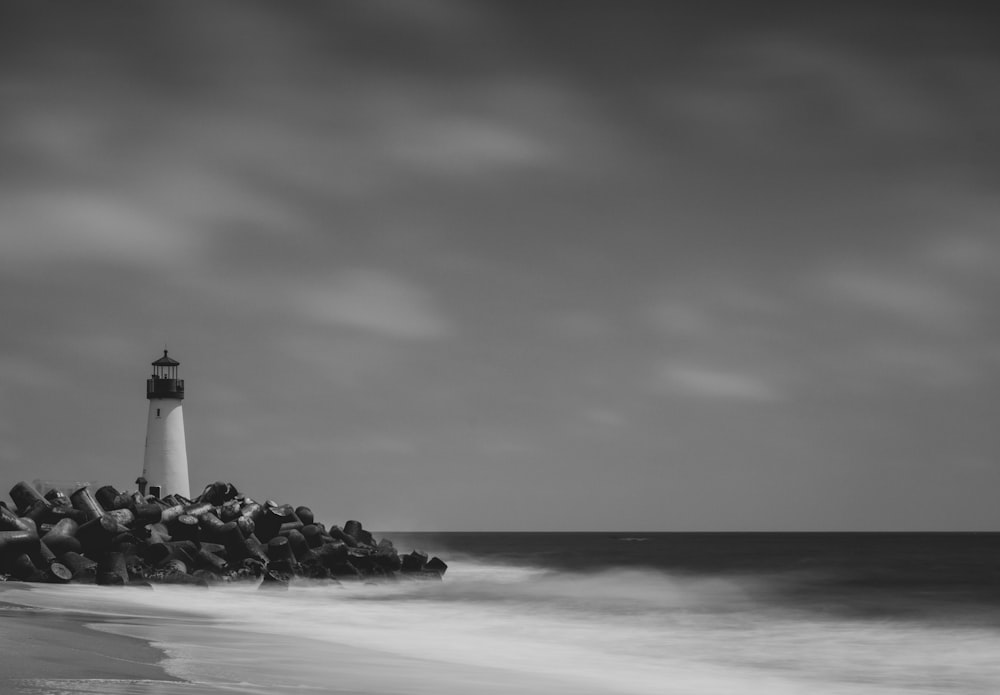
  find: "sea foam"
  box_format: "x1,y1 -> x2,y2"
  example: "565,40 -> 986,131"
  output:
8,559 -> 1000,695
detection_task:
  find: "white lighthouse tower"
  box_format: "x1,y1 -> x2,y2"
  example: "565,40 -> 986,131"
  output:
142,350 -> 191,499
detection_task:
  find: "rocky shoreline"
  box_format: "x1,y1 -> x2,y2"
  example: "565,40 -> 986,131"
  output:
0,480 -> 446,588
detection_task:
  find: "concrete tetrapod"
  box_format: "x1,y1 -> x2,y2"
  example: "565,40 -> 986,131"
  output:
2,479 -> 446,587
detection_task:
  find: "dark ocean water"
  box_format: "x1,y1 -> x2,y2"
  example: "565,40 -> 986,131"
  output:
8,532 -> 1000,695
391,532 -> 1000,622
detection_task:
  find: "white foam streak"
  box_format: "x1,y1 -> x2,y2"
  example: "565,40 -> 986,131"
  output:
8,564 -> 1000,695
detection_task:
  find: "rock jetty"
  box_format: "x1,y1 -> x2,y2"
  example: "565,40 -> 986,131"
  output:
0,480 -> 446,588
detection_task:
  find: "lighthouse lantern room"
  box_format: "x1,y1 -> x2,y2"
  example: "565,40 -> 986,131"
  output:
142,350 -> 191,499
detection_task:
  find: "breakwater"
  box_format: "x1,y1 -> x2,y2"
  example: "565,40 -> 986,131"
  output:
0,480 -> 446,587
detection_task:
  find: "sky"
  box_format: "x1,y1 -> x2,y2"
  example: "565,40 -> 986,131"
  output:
1,1 -> 998,531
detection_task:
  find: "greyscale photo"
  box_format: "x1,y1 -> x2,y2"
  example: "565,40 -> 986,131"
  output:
1,2 -> 998,694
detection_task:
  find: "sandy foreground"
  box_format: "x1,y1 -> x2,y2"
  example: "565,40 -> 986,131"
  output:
0,582 -> 186,693
0,577 -> 622,695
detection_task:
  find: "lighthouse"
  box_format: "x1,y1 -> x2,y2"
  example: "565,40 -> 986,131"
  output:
142,350 -> 191,499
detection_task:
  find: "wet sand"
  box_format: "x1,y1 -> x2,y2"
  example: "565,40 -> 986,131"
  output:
0,583 -> 183,693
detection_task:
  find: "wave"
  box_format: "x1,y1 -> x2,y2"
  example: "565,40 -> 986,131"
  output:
8,559 -> 1000,695
365,560 -> 763,619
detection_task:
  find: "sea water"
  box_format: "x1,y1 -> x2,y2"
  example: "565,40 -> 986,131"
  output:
8,533 -> 1000,694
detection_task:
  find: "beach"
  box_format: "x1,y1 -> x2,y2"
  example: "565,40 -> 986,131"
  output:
0,584 -> 186,694
0,573 -> 615,695
2,533 -> 999,695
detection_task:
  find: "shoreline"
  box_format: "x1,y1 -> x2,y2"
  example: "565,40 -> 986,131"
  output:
0,582 -> 185,692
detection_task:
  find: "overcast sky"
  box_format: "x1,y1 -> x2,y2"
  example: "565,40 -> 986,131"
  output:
1,1 -> 998,531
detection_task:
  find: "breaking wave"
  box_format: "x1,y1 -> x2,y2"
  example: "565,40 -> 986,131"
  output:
8,557 -> 1000,694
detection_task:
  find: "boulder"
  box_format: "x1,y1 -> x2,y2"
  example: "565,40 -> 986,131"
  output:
425,556 -> 448,576
9,482 -> 50,515
96,552 -> 129,585
401,549 -> 429,573
69,487 -> 106,522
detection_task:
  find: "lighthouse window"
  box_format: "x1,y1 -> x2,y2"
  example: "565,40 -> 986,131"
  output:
156,408 -> 161,417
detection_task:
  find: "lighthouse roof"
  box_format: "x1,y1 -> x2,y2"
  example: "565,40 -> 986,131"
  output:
152,350 -> 179,367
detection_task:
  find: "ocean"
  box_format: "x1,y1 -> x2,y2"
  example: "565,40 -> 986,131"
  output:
7,532 -> 1000,694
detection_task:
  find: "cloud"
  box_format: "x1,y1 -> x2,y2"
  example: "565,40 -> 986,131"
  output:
644,300 -> 715,338
384,115 -> 551,175
656,362 -> 781,402
888,189 -> 1000,278
859,342 -> 976,388
918,234 -> 1000,277
0,191 -> 197,267
583,408 -> 628,429
817,266 -> 973,331
663,33 -> 950,149
294,269 -> 454,340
